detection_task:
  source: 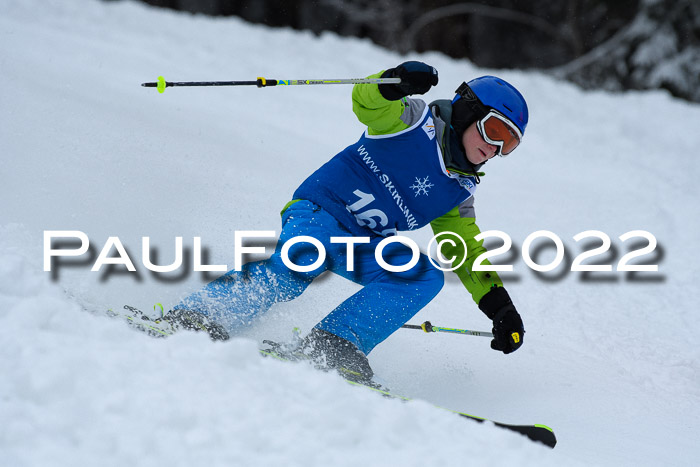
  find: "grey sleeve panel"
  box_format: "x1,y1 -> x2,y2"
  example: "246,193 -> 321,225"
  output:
458,196 -> 476,218
399,98 -> 427,127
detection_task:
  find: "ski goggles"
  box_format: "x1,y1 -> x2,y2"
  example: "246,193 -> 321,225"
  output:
454,82 -> 522,157
475,110 -> 522,156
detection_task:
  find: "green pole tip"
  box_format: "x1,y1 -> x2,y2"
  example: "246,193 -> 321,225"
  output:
157,76 -> 166,93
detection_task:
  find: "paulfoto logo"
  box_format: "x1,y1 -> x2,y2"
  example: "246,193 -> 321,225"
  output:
43,229 -> 661,280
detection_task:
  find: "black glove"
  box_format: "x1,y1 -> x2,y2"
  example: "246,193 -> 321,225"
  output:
478,287 -> 525,354
378,61 -> 438,101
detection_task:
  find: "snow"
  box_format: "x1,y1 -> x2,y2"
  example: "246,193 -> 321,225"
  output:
1,0 -> 699,465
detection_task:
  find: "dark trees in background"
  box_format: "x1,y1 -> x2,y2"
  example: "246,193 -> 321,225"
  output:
134,0 -> 700,103
553,0 -> 700,103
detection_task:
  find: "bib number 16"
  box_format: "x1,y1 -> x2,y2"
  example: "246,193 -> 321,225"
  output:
346,189 -> 397,237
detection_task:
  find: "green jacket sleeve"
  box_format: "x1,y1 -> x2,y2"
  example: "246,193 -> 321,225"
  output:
352,71 -> 410,136
430,205 -> 503,305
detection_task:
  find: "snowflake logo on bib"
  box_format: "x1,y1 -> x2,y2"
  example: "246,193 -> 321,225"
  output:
410,176 -> 434,197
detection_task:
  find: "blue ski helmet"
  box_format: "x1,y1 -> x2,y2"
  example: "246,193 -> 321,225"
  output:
452,76 -> 529,135
467,76 -> 528,134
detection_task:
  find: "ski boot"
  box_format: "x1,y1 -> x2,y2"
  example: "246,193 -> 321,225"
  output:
116,305 -> 229,341
300,329 -> 378,387
261,329 -> 387,390
117,305 -> 177,338
162,308 -> 230,341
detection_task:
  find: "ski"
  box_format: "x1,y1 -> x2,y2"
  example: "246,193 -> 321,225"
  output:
111,307 -> 556,448
259,347 -> 557,448
107,305 -> 176,338
355,380 -> 556,448
108,305 -> 229,341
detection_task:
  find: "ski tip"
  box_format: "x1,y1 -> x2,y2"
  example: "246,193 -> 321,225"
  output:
490,420 -> 557,449
528,425 -> 557,448
538,428 -> 557,448
535,423 -> 555,433
539,425 -> 557,448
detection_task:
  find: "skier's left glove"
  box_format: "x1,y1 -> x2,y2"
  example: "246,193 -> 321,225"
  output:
478,287 -> 525,354
378,61 -> 438,101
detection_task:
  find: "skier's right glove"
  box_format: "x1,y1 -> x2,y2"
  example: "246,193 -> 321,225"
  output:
478,287 -> 525,354
378,61 -> 439,101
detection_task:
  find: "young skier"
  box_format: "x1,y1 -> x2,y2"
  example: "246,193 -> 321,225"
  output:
168,61 -> 528,383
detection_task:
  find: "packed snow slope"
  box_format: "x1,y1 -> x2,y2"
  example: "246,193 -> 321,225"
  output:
2,1 -> 699,465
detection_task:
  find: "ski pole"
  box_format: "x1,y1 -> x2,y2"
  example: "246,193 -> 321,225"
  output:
141,76 -> 401,94
402,321 -> 493,338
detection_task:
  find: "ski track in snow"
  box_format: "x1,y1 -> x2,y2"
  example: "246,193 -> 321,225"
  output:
1,1 -> 699,465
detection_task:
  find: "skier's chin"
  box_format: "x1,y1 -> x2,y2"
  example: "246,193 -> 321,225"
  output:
467,152 -> 485,165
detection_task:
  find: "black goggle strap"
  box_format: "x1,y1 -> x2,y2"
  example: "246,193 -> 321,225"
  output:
454,82 -> 490,119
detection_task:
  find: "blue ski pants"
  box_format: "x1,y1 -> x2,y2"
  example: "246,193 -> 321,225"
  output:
174,200 -> 444,354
